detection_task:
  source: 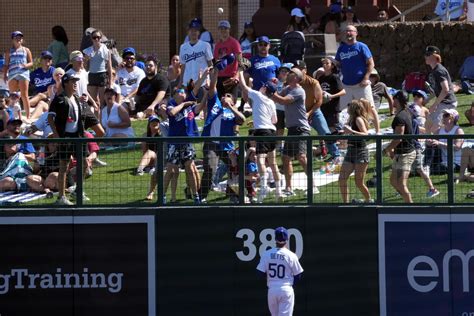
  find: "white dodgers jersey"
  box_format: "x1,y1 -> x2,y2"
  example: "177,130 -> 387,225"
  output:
257,247 -> 303,288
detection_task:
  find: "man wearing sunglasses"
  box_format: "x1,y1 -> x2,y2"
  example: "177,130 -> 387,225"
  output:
117,47 -> 145,114
247,36 -> 280,91
424,45 -> 457,133
135,56 -> 170,117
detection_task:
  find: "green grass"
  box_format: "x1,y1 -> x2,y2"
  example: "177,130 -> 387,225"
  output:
21,94 -> 474,206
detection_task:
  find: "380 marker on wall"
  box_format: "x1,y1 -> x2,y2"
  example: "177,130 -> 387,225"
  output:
235,228 -> 303,262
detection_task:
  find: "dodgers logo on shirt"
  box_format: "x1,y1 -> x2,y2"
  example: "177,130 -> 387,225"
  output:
379,214 -> 474,316
183,51 -> 206,63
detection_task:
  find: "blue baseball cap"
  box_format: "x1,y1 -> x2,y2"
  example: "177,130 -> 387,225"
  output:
136,61 -> 145,70
412,89 -> 428,100
218,20 -> 231,29
264,81 -> 278,95
330,3 -> 342,14
189,18 -> 202,29
40,51 -> 53,59
275,227 -> 289,242
257,36 -> 270,44
148,115 -> 160,123
11,31 -> 23,38
122,47 -> 136,57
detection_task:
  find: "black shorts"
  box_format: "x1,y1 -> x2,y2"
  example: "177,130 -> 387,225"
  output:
343,145 -> 369,164
254,129 -> 276,154
275,110 -> 285,130
166,143 -> 196,168
88,72 -> 108,87
57,132 -> 88,161
283,127 -> 310,158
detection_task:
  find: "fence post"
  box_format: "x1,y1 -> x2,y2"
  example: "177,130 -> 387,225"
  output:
238,138 -> 245,205
447,138 -> 454,204
376,137 -> 383,204
157,138 -> 164,206
76,139 -> 84,207
307,138 -> 313,205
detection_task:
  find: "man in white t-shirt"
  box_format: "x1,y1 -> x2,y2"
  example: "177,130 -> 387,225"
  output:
66,51 -> 98,113
238,69 -> 282,202
117,47 -> 145,112
257,227 -> 304,316
179,19 -> 213,91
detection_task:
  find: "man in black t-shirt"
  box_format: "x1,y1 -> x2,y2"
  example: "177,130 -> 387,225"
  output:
135,57 -> 170,117
383,90 -> 416,203
424,45 -> 457,133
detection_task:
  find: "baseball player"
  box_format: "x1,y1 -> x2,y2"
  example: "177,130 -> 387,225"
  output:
256,227 -> 304,316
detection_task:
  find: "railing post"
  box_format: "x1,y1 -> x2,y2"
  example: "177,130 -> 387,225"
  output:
238,138 -> 245,205
157,138 -> 164,206
76,139 -> 84,207
376,137 -> 383,204
447,137 -> 454,204
307,138 -> 313,205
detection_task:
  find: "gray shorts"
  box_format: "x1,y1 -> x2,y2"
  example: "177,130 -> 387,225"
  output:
343,145 -> 369,164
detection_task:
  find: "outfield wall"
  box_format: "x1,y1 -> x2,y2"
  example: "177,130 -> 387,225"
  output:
0,206 -> 471,316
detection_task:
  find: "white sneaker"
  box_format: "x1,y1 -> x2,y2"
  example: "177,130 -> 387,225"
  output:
257,186 -> 268,203
93,158 -> 107,167
55,196 -> 74,206
313,186 -> 320,194
70,190 -> 90,202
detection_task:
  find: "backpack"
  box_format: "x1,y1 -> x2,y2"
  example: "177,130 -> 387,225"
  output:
280,31 -> 305,64
403,72 -> 426,93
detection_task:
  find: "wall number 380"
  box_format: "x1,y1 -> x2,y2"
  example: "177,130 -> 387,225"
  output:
235,228 -> 303,262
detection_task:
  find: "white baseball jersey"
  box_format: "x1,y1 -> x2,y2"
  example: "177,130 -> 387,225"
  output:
117,66 -> 145,97
179,39 -> 213,86
257,246 -> 303,316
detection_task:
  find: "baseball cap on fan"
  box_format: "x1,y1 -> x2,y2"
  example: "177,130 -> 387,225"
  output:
275,227 -> 289,243
218,20 -> 231,29
425,45 -> 441,56
291,7 -> 305,18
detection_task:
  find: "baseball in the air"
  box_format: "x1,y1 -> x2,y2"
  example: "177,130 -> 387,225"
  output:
218,7 -> 224,14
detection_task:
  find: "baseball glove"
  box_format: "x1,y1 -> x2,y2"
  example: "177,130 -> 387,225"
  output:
237,55 -> 251,71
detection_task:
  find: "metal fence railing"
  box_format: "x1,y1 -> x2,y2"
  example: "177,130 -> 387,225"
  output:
1,134 -> 473,207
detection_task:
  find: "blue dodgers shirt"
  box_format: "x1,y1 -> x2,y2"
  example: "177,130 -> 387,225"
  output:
248,55 -> 281,90
166,96 -> 199,139
30,67 -> 55,93
201,93 -> 236,151
335,41 -> 372,85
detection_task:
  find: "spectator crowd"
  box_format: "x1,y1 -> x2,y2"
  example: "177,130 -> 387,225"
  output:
0,1 -> 473,205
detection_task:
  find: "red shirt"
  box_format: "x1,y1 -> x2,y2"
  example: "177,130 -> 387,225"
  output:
214,36 -> 242,78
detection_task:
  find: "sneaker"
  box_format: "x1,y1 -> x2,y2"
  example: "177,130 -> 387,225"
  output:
45,191 -> 54,199
249,196 -> 257,204
54,196 -> 74,206
70,190 -> 90,202
135,169 -> 144,176
194,196 -> 201,204
85,167 -> 93,177
93,158 -> 107,167
229,195 -> 239,204
149,168 -> 156,176
283,189 -> 296,197
426,188 -> 440,198
352,198 -> 365,204
257,187 -> 268,203
200,198 -> 207,204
